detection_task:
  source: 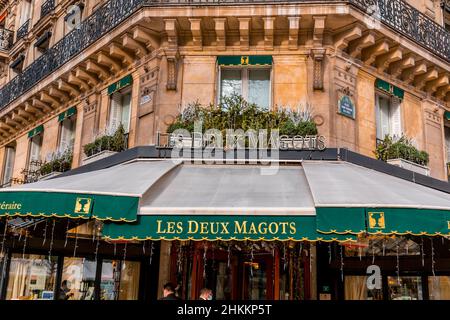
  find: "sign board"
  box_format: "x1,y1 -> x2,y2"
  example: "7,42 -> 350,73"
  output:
338,94 -> 356,119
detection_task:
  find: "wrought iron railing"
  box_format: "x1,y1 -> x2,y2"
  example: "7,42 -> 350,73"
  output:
0,28 -> 13,51
40,0 -> 55,19
349,0 -> 450,66
16,19 -> 30,41
0,0 -> 449,112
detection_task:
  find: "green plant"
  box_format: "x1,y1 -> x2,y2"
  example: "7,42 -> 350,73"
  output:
375,135 -> 429,166
39,150 -> 73,176
166,94 -> 318,137
83,124 -> 127,157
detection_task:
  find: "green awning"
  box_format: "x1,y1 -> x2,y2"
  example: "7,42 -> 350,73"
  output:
102,215 -> 356,242
107,74 -> 133,95
445,111 -> 450,121
0,191 -> 139,221
366,208 -> 450,236
217,55 -> 272,66
375,78 -> 404,100
316,207 -> 450,237
58,106 -> 77,122
316,207 -> 366,235
28,125 -> 44,138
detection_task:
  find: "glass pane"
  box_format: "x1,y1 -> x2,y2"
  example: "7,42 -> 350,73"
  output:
3,147 -> 15,184
214,262 -> 232,300
220,69 -> 242,99
388,276 -> 423,300
60,257 -> 96,300
118,260 -> 140,300
344,235 -> 420,257
6,254 -> 58,300
428,276 -> 450,300
344,276 -> 383,300
378,95 -> 391,139
245,260 -> 267,300
248,69 -> 270,110
121,93 -> 131,133
100,260 -> 140,300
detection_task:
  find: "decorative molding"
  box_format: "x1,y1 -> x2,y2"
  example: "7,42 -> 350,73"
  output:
312,48 -> 326,91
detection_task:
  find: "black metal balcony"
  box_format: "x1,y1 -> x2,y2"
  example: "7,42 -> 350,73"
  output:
16,19 -> 30,41
0,28 -> 13,51
0,0 -> 449,112
40,0 -> 55,19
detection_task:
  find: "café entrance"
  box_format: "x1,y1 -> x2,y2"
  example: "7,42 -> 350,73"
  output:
169,240 -> 312,300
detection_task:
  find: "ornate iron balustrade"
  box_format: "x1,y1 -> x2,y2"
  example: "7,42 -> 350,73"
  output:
0,0 -> 449,112
349,0 -> 450,65
16,19 -> 30,41
40,0 -> 55,18
0,28 -> 13,51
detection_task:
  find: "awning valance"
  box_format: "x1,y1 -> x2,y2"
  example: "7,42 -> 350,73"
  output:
217,55 -> 272,66
28,125 -> 44,138
102,215 -> 356,242
375,78 -> 404,100
58,106 -> 77,122
107,74 -> 132,95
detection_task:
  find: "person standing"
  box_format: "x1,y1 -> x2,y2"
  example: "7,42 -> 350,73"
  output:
199,288 -> 213,300
161,282 -> 180,300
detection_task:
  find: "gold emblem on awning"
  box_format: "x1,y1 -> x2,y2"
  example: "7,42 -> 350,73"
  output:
241,56 -> 249,65
74,197 -> 92,214
368,212 -> 385,229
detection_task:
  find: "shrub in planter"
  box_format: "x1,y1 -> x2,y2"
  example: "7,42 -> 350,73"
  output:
39,150 -> 73,176
83,124 -> 127,157
166,94 -> 318,137
375,135 -> 429,166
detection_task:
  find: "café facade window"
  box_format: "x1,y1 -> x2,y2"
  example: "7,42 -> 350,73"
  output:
58,107 -> 77,153
374,79 -> 404,142
2,145 -> 16,186
6,254 -> 58,300
217,56 -> 272,110
27,126 -> 44,172
60,257 -> 97,300
100,260 -> 140,300
107,76 -> 133,134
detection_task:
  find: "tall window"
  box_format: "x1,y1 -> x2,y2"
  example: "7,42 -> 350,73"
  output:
100,260 -> 140,300
29,133 -> 43,171
375,92 -> 402,142
59,117 -> 76,153
109,90 -> 131,134
6,254 -> 58,300
2,146 -> 15,185
19,0 -> 33,26
219,67 -> 271,109
60,257 -> 97,300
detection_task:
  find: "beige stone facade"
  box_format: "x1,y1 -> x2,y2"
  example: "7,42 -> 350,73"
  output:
0,0 -> 450,184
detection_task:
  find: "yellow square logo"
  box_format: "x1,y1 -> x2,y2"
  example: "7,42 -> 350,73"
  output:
241,56 -> 249,65
74,197 -> 92,214
447,221 -> 450,230
368,212 -> 385,229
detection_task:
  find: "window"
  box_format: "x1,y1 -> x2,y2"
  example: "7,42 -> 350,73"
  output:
375,92 -> 402,141
28,133 -> 43,171
344,276 -> 383,300
6,254 -> 58,300
219,67 -> 271,109
2,146 -> 15,185
19,0 -> 33,27
387,276 -> 423,300
59,116 -> 76,153
429,276 -> 450,300
109,90 -> 131,134
100,260 -> 140,300
344,235 -> 420,257
60,257 -> 97,300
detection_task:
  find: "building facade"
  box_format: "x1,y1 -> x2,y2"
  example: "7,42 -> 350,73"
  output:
0,0 -> 450,301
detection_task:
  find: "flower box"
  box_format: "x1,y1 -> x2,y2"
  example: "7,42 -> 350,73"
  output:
39,171 -> 62,181
82,150 -> 118,165
169,135 -> 203,148
387,158 -> 430,176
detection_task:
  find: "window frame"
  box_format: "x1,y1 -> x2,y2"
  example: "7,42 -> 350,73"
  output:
375,90 -> 402,142
1,145 -> 16,186
107,87 -> 132,134
57,115 -> 77,153
217,65 -> 273,110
